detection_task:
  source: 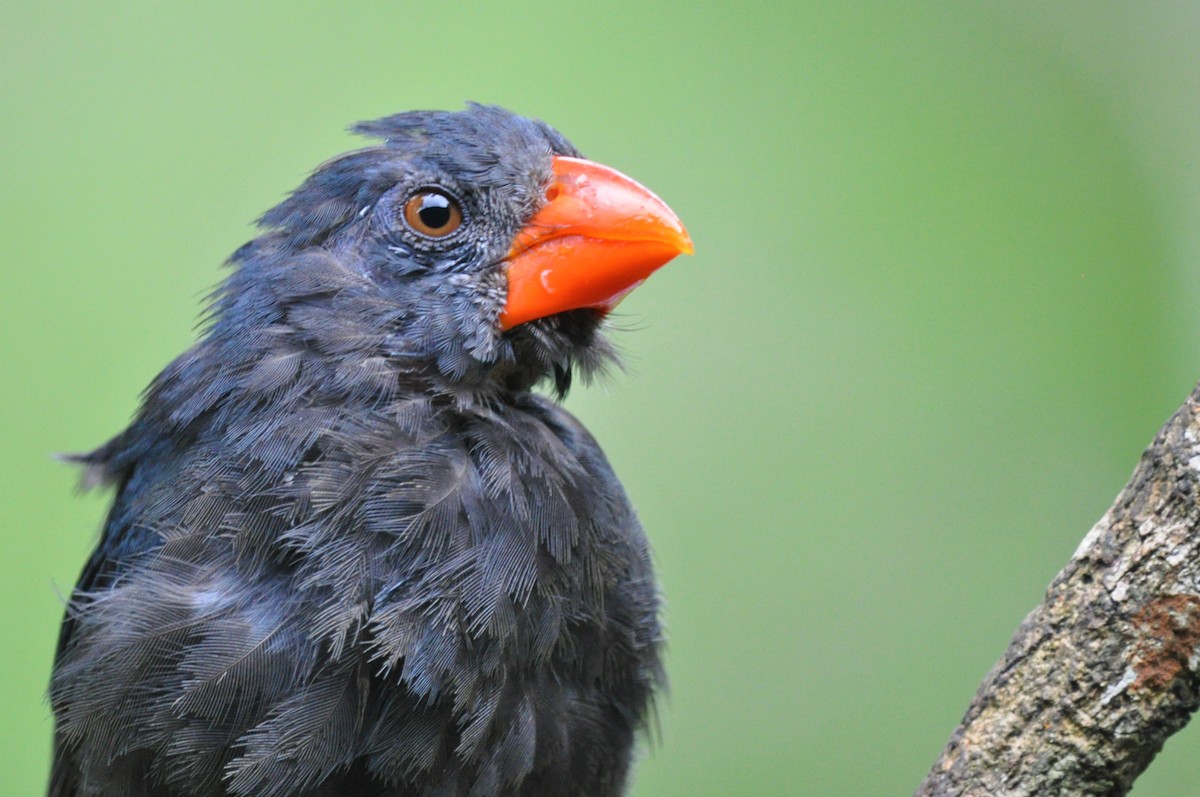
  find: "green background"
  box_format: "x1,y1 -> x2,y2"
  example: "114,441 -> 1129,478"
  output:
5,2 -> 1200,794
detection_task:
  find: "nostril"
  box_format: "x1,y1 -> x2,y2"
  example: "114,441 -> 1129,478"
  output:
544,184 -> 560,203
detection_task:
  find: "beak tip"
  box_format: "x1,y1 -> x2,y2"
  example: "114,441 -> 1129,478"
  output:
672,224 -> 694,256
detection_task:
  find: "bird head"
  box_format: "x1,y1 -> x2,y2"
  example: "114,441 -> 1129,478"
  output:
213,104 -> 691,400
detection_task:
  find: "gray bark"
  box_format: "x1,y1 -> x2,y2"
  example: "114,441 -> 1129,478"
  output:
917,385 -> 1200,796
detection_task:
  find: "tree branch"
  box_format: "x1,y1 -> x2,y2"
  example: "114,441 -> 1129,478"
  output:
917,384 -> 1200,796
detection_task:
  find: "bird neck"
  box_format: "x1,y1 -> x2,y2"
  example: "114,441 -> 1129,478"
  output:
197,239 -> 619,410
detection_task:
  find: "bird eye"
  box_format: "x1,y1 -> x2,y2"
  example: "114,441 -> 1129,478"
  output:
402,190 -> 463,238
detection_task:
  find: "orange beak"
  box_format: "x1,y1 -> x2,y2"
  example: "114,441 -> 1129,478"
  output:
499,156 -> 693,330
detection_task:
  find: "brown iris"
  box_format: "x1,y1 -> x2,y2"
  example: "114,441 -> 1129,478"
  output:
402,190 -> 463,238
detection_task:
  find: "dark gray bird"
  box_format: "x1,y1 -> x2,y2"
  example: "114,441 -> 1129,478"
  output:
48,104 -> 691,797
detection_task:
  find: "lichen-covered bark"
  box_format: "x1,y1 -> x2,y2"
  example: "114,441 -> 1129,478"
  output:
917,386 -> 1200,797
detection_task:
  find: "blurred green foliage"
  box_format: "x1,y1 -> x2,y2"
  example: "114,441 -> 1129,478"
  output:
4,2 -> 1200,794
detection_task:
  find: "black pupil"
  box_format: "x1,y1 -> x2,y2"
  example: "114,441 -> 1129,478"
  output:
418,194 -> 452,229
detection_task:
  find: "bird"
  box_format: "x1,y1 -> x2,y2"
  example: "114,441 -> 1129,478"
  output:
48,104 -> 692,797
